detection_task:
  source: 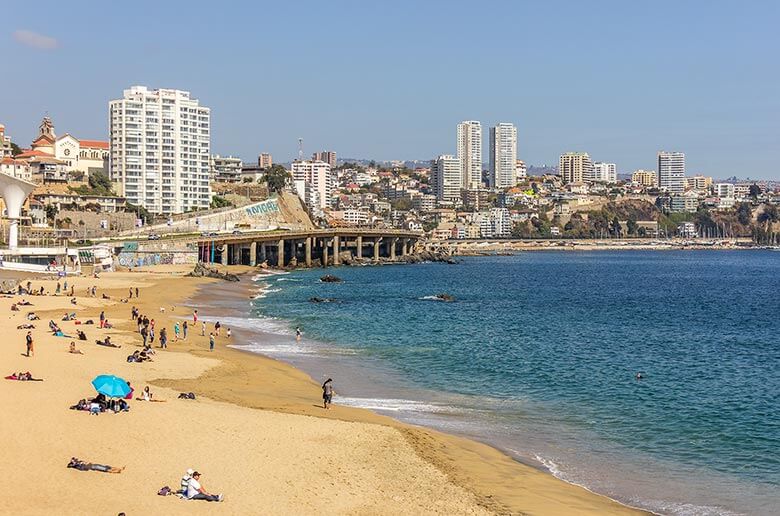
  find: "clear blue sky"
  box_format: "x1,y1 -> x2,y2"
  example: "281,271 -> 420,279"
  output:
4,0 -> 779,179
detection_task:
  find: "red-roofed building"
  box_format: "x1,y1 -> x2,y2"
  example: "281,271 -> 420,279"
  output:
20,118 -> 109,180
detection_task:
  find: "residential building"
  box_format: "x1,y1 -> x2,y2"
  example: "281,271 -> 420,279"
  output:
669,193 -> 700,213
209,155 -> 243,183
240,164 -> 265,183
33,191 -> 127,212
109,86 -> 211,214
330,208 -> 369,225
687,175 -> 712,191
456,121 -> 482,189
714,183 -> 735,199
678,221 -> 697,238
291,160 -> 333,210
258,153 -> 273,169
515,160 -> 527,180
312,151 -> 337,168
632,169 -> 657,187
658,151 -> 685,194
0,157 -> 32,181
489,207 -> 512,237
559,152 -> 592,184
431,154 -> 462,203
592,162 -> 617,183
0,123 -> 13,157
411,193 -> 436,212
489,123 -> 518,188
461,188 -> 491,211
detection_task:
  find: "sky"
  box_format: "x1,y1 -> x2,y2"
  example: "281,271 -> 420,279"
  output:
3,0 -> 779,179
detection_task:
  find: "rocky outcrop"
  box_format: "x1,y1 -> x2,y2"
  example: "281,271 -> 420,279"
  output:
435,293 -> 455,302
320,274 -> 343,283
188,262 -> 240,281
309,297 -> 337,303
0,279 -> 20,294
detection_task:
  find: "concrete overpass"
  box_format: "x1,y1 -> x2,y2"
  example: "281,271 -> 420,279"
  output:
198,228 -> 423,268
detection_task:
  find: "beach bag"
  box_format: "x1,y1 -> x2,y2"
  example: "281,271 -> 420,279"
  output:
158,486 -> 172,496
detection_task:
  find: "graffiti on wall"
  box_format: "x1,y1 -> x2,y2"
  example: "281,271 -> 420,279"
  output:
244,198 -> 280,218
117,252 -> 197,267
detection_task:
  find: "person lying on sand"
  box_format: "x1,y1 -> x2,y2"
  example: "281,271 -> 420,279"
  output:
96,336 -> 120,348
5,372 -> 44,381
67,458 -> 124,474
69,342 -> 83,354
26,312 -> 40,320
17,324 -> 35,330
18,299 -> 33,306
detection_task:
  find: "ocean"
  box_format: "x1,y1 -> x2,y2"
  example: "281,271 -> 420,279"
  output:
227,251 -> 779,515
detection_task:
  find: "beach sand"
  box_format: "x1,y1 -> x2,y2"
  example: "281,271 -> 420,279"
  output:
0,266 -> 646,515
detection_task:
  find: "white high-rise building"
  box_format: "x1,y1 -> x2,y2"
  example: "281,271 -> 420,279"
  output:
658,151 -> 685,194
559,152 -> 592,184
592,162 -> 617,183
489,123 -> 517,188
291,160 -> 333,210
109,86 -> 211,214
456,121 -> 482,189
431,154 -> 462,203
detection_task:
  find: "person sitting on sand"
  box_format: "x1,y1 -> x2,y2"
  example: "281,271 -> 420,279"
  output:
76,330 -> 87,341
186,471 -> 223,502
67,458 -> 124,474
26,312 -> 40,321
11,303 -> 19,311
103,319 -> 113,329
69,341 -> 83,355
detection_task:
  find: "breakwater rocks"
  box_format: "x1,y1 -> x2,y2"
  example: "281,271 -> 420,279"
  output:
188,263 -> 240,281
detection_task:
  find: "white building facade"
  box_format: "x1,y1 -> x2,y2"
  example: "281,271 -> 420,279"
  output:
592,162 -> 617,183
431,154 -> 462,203
456,121 -> 482,189
209,155 -> 243,183
291,160 -> 333,211
109,86 -> 211,214
489,123 -> 518,189
658,151 -> 685,194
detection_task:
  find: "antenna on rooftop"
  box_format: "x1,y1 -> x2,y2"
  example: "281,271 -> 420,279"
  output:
298,138 -> 304,161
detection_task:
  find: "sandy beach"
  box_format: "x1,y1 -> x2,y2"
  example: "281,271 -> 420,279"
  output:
0,265 -> 646,515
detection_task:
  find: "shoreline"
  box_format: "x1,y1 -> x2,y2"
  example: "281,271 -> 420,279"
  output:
170,266 -> 650,515
0,264 -> 647,514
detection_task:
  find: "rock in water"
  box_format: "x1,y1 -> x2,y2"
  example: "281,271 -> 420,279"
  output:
320,274 -> 343,283
188,263 -> 240,282
435,293 -> 455,302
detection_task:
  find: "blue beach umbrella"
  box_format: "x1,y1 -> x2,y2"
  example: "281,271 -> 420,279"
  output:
91,374 -> 132,398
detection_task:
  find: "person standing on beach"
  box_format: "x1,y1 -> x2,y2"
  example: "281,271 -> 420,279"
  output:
128,287 -> 133,299
296,326 -> 302,342
69,285 -> 74,297
99,311 -> 105,329
173,322 -> 180,341
183,321 -> 188,340
141,326 -> 149,347
322,378 -> 334,409
193,310 -> 198,324
160,327 -> 168,349
214,321 -> 221,337
25,331 -> 34,357
209,332 -> 215,351
135,287 -> 139,298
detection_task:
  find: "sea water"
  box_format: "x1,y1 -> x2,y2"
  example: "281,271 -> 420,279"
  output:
236,251 -> 779,515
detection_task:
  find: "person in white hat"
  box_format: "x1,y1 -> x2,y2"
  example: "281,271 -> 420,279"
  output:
180,468 -> 194,495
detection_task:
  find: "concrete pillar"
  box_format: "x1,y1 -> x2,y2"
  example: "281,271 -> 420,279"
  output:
277,239 -> 285,268
220,244 -> 228,266
356,235 -> 363,259
333,235 -> 341,265
250,242 -> 257,266
373,238 -> 381,261
390,238 -> 397,260
400,238 -> 408,256
322,238 -> 329,266
305,237 -> 312,267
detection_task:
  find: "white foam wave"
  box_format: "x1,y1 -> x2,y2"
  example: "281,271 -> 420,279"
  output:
230,343 -> 318,356
276,277 -> 301,282
200,315 -> 293,335
419,295 -> 443,301
337,396 -> 465,414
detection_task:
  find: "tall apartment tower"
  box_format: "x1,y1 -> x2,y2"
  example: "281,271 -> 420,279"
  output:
592,162 -> 617,183
258,153 -> 273,168
489,123 -> 518,188
456,121 -> 482,189
291,160 -> 333,210
109,86 -> 210,214
559,152 -> 593,184
658,151 -> 685,194
431,154 -> 462,203
312,151 -> 337,168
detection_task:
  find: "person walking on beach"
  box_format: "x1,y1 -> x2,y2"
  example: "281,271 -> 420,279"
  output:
193,310 -> 198,324
135,287 -> 139,298
25,331 -> 34,357
141,326 -> 149,347
296,326 -> 302,342
214,321 -> 221,337
201,321 -> 206,336
209,332 -> 215,351
322,378 -> 334,409
137,315 -> 143,333
99,310 -> 105,329
183,321 -> 188,340
69,285 -> 74,297
173,322 -> 181,342
56,282 -> 61,295
128,287 -> 133,299
160,327 -> 168,349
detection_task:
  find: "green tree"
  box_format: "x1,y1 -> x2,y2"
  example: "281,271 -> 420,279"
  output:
261,164 -> 291,193
44,204 -> 58,222
10,142 -> 22,156
126,202 -> 152,223
749,184 -> 762,199
626,218 -> 638,236
736,202 -> 752,226
88,170 -> 113,194
210,195 -> 233,209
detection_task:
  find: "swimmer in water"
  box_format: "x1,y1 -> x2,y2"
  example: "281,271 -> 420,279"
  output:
635,372 -> 644,380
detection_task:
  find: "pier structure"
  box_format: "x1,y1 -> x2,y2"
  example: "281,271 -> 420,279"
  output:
197,228 -> 420,267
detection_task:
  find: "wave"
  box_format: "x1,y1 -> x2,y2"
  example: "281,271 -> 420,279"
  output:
200,315 -> 294,336
276,277 -> 301,282
336,396 -> 467,414
230,342 -> 318,356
